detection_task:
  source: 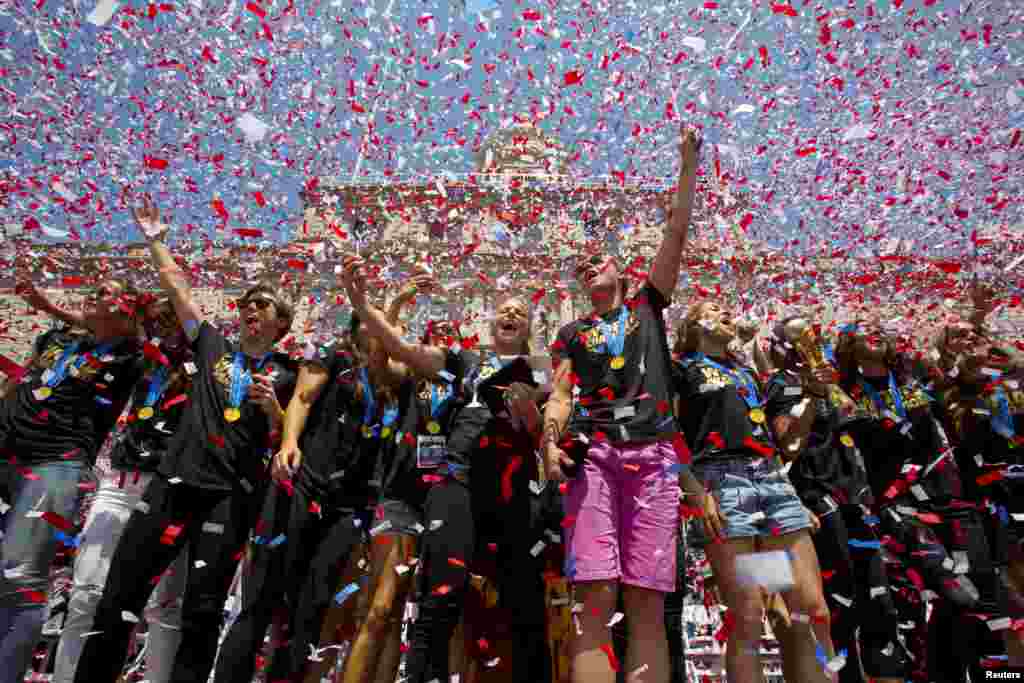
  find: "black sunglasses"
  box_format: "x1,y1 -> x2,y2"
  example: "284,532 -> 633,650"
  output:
238,297 -> 276,311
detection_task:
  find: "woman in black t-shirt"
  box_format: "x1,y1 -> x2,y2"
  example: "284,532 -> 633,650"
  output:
341,255 -> 554,683
932,331 -> 1024,679
673,301 -> 834,683
764,316 -> 903,683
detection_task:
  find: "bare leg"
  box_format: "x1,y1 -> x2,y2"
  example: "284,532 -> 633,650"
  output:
569,580 -> 619,683
762,530 -> 835,682
620,586 -> 669,683
372,536 -> 415,683
704,537 -> 765,683
341,535 -> 411,683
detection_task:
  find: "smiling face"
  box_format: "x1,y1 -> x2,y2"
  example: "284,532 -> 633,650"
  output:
848,319 -> 891,364
237,291 -> 288,346
82,279 -> 125,319
491,296 -> 530,355
695,301 -> 736,346
574,254 -> 621,300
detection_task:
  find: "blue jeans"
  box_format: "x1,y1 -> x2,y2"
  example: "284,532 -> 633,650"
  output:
693,456 -> 811,541
0,460 -> 89,683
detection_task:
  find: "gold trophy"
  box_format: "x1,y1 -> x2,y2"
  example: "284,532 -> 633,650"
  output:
788,323 -> 857,418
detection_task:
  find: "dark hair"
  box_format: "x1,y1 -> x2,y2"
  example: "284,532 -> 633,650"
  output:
241,279 -> 295,342
834,322 -> 904,388
674,300 -> 712,357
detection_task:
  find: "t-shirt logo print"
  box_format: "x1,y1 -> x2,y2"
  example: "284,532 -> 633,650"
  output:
212,354 -> 236,398
580,312 -> 639,353
39,341 -> 101,383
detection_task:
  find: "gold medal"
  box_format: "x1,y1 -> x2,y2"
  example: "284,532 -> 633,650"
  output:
840,434 -> 855,448
427,421 -> 441,435
138,406 -> 155,420
34,387 -> 52,401
748,408 -> 766,424
610,356 -> 626,370
381,427 -> 392,439
362,425 -> 374,438
224,407 -> 241,423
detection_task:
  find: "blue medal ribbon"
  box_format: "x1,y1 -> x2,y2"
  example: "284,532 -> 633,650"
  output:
691,353 -> 762,409
45,340 -> 118,389
359,367 -> 376,429
43,341 -> 82,388
991,386 -> 1016,441
430,383 -> 453,420
858,372 -> 906,421
143,366 -> 170,409
595,306 -> 628,358
227,352 -> 269,414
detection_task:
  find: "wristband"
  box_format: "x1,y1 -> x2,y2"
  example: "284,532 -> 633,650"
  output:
159,265 -> 184,275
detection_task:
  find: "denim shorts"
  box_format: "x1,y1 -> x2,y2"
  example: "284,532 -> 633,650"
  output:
693,457 -> 811,541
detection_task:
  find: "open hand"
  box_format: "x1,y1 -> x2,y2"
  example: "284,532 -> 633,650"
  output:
341,255 -> 369,309
133,198 -> 168,241
249,374 -> 282,422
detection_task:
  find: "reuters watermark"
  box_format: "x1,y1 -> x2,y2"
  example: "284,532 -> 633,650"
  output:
987,672 -> 1023,680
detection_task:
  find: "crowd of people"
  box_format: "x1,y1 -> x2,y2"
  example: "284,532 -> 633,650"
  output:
0,127 -> 1022,683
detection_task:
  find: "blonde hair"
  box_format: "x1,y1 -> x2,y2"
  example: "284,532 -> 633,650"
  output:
674,301 -> 714,357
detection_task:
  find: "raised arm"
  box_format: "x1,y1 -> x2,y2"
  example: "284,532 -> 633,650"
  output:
386,271 -> 439,325
15,280 -> 87,330
271,362 -> 329,483
541,356 -> 575,481
341,256 -> 448,378
648,128 -> 702,301
133,200 -> 203,337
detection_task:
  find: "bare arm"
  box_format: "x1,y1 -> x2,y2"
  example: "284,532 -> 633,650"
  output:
134,201 -> 203,335
541,357 -> 574,454
771,398 -> 818,461
270,362 -> 330,483
281,363 -> 330,449
648,128 -> 701,301
16,282 -> 87,330
342,257 -> 448,378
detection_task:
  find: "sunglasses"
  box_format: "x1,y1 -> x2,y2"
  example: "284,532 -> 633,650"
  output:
238,297 -> 277,311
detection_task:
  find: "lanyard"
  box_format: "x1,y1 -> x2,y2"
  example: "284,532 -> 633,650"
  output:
467,354 -> 509,392
858,373 -> 906,421
430,383 -> 453,419
227,352 -> 269,411
359,367 -> 376,426
595,306 -> 629,358
693,354 -> 761,409
991,386 -> 1017,441
43,341 -> 82,388
143,366 -> 170,408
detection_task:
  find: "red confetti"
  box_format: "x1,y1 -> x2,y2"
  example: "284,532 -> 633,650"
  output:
144,156 -> 169,170
599,643 -> 620,671
563,70 -> 583,86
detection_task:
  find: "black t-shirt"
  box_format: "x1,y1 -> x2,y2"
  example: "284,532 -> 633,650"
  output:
554,283 -> 675,444
0,329 -> 142,465
157,322 -> 296,493
673,355 -> 775,464
764,371 -> 872,509
940,379 -> 1024,515
841,374 -> 960,508
110,349 -> 197,472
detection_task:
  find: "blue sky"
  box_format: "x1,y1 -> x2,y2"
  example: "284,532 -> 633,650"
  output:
0,0 -> 1021,269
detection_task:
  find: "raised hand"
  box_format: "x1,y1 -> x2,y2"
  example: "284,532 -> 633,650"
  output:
133,198 -> 169,241
341,255 -> 369,309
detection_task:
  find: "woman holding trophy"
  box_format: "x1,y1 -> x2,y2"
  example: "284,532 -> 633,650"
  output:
672,302 -> 836,683
765,317 -> 904,683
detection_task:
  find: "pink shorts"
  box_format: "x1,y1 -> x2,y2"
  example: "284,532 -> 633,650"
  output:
563,439 -> 680,593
